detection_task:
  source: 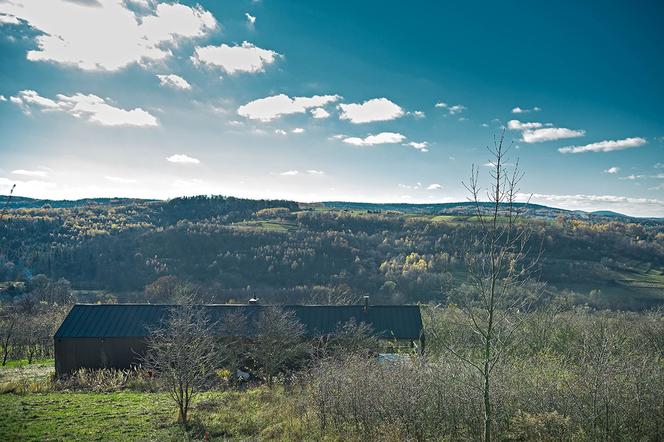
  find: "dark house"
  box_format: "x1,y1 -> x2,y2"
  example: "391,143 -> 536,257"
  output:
54,302 -> 424,376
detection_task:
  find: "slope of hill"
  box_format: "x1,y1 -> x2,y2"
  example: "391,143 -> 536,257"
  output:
1,195 -> 663,309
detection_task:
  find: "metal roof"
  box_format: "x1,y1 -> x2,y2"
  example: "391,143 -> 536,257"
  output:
55,304 -> 423,340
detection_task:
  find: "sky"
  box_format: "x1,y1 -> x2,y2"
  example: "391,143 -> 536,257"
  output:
0,0 -> 663,217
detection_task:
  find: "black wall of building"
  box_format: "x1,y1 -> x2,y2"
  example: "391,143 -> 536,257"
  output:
54,337 -> 147,376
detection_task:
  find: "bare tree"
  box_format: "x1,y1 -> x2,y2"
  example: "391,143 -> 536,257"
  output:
0,184 -> 16,222
0,306 -> 18,366
249,306 -> 309,387
432,132 -> 543,441
142,300 -> 219,425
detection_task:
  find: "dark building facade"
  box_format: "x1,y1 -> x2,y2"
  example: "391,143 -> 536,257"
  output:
54,303 -> 424,376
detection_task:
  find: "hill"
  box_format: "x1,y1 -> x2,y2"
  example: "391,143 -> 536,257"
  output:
1,195 -> 663,309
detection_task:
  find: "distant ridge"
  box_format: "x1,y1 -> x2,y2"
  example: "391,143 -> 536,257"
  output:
0,196 -> 156,209
320,201 -> 663,223
1,195 -> 661,223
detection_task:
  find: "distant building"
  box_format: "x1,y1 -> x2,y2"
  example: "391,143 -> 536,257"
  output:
54,302 -> 424,376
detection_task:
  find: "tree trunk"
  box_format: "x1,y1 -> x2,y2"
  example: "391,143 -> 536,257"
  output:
483,365 -> 491,442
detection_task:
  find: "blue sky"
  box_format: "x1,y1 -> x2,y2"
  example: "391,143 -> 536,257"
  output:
0,0 -> 662,216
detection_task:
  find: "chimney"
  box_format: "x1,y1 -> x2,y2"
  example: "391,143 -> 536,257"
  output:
363,296 -> 369,313
248,297 -> 259,305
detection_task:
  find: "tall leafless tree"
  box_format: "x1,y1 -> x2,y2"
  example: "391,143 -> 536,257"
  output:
433,132 -> 543,441
142,299 -> 219,425
249,306 -> 309,387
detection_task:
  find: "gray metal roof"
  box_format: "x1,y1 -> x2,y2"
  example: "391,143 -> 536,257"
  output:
54,304 -> 423,340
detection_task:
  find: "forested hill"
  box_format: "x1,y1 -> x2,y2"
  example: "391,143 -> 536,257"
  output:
1,195 -> 663,309
322,201 -> 664,223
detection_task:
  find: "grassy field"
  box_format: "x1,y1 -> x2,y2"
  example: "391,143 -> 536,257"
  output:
0,362 -> 305,441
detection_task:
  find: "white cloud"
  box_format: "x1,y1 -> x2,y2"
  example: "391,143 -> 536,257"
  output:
166,154 -> 200,164
238,94 -> 340,121
173,178 -> 204,188
105,175 -> 137,184
310,107 -> 330,119
0,0 -> 216,71
448,105 -> 465,115
292,127 -> 305,134
655,163 -> 664,169
156,74 -> 191,90
522,127 -> 585,143
435,101 -> 465,115
0,95 -> 6,101
11,90 -> 158,126
520,192 -> 664,217
507,120 -> 543,130
559,137 -> 647,154
427,184 -> 442,190
0,13 -> 20,25
0,177 -> 56,195
342,132 -> 406,147
12,169 -> 48,177
306,169 -> 324,175
338,98 -> 404,124
604,166 -> 620,174
410,110 -> 425,118
192,41 -> 279,74
507,119 -> 585,143
399,183 -> 422,190
274,129 -> 287,135
405,141 -> 429,152
280,170 -> 299,176
511,106 -> 541,114
245,12 -> 256,25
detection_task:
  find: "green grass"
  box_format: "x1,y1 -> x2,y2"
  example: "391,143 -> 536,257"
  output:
0,389 -> 305,441
0,361 -> 307,441
0,360 -> 54,386
0,391 -> 181,441
230,220 -> 295,232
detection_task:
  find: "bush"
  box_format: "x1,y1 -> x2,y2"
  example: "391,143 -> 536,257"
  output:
55,368 -> 157,392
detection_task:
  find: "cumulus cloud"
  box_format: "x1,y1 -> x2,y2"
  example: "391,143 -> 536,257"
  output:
0,0 -> 216,71
507,120 -> 543,130
310,107 -> 330,119
105,175 -> 137,183
12,169 -> 48,177
0,13 -> 20,25
192,41 -> 279,74
0,95 -> 6,101
520,192 -> 664,217
245,12 -> 256,25
511,106 -> 541,114
507,119 -> 585,143
0,176 -> 56,195
280,170 -> 299,176
306,169 -> 324,175
427,184 -> 442,190
521,127 -> 585,143
405,141 -> 429,152
342,132 -> 406,147
435,101 -> 466,115
156,74 -> 191,90
166,154 -> 200,164
338,98 -> 404,124
238,94 -> 340,121
274,129 -> 287,135
11,90 -> 158,126
292,127 -> 305,134
559,137 -> 647,154
410,110 -> 425,118
604,166 -> 620,174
